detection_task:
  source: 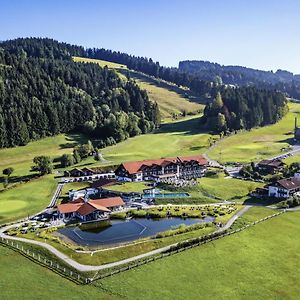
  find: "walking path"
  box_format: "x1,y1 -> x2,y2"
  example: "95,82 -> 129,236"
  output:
0,204 -> 252,272
217,205 -> 252,232
47,183 -> 64,208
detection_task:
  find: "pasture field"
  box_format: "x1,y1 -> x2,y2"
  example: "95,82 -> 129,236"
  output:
0,246 -> 115,300
97,211 -> 300,299
73,56 -> 204,121
73,56 -> 127,70
208,102 -> 300,163
102,116 -> 217,164
0,175 -> 56,224
0,133 -> 88,179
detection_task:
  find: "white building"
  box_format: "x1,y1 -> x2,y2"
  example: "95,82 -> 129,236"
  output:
268,177 -> 300,198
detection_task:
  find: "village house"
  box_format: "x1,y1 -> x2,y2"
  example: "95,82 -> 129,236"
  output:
115,155 -> 208,182
57,196 -> 125,222
256,159 -> 285,174
268,177 -> 300,198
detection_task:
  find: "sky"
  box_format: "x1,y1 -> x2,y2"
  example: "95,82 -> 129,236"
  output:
1,0 -> 300,73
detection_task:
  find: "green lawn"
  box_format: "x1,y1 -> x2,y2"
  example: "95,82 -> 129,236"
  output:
102,116 -> 217,164
198,174 -> 264,201
0,175 -> 56,224
98,211 -> 300,299
208,102 -> 300,163
0,245 -> 116,300
0,133 -> 88,180
107,181 -> 150,193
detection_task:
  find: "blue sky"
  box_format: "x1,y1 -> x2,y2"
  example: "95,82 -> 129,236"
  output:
1,0 -> 300,73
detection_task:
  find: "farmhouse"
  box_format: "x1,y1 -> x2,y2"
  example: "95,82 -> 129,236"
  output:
115,155 -> 208,182
57,197 -> 125,221
256,159 -> 285,174
268,177 -> 300,198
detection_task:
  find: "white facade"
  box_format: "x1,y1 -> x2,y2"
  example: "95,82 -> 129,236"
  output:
268,186 -> 289,198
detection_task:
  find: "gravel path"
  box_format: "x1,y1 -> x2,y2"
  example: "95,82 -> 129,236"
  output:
0,205 -> 252,272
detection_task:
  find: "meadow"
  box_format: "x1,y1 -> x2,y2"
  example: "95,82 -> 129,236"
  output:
97,211 -> 300,299
102,116 -> 217,164
207,102 -> 300,163
0,245 -> 115,300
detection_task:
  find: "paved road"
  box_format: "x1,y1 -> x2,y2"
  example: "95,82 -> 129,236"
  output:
0,205 -> 252,272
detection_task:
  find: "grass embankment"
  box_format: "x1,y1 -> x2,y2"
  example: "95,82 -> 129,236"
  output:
208,102 -> 300,163
0,246 -> 116,300
73,56 -> 204,122
98,211 -> 300,299
230,206 -> 276,230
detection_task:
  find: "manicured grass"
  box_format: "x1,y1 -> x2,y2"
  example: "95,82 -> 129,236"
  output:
0,133 -> 88,180
198,174 -> 264,201
98,211 -> 300,299
106,181 -> 151,193
0,175 -> 57,224
0,245 -> 115,300
208,102 -> 300,163
102,116 -> 217,164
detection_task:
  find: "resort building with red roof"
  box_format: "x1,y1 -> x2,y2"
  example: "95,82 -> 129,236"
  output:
57,197 -> 125,222
115,155 -> 208,182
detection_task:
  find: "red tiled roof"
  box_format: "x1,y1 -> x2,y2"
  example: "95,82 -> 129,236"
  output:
276,177 -> 300,190
77,203 -> 97,216
120,155 -> 207,174
57,203 -> 82,214
57,199 -> 111,215
90,197 -> 125,208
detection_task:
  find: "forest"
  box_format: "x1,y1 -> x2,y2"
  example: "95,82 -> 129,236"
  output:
202,89 -> 288,132
0,38 -> 160,148
179,60 -> 300,99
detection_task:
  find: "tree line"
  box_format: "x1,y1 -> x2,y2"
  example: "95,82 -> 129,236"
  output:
0,38 -> 160,149
202,88 -> 288,133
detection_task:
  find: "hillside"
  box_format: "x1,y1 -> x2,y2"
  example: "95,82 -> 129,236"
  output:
73,56 -> 204,121
0,38 -> 159,149
179,60 -> 300,98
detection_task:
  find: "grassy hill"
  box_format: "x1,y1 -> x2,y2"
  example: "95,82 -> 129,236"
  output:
73,56 -> 204,121
207,102 -> 300,163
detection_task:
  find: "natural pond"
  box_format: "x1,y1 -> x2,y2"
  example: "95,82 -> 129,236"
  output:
57,216 -> 214,247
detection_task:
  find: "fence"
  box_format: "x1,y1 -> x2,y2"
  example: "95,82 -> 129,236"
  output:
0,237 -> 89,284
1,210 -> 285,284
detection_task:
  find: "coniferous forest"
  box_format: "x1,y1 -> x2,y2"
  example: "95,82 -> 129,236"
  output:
0,37 -> 290,147
202,89 -> 288,133
0,38 -> 160,148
